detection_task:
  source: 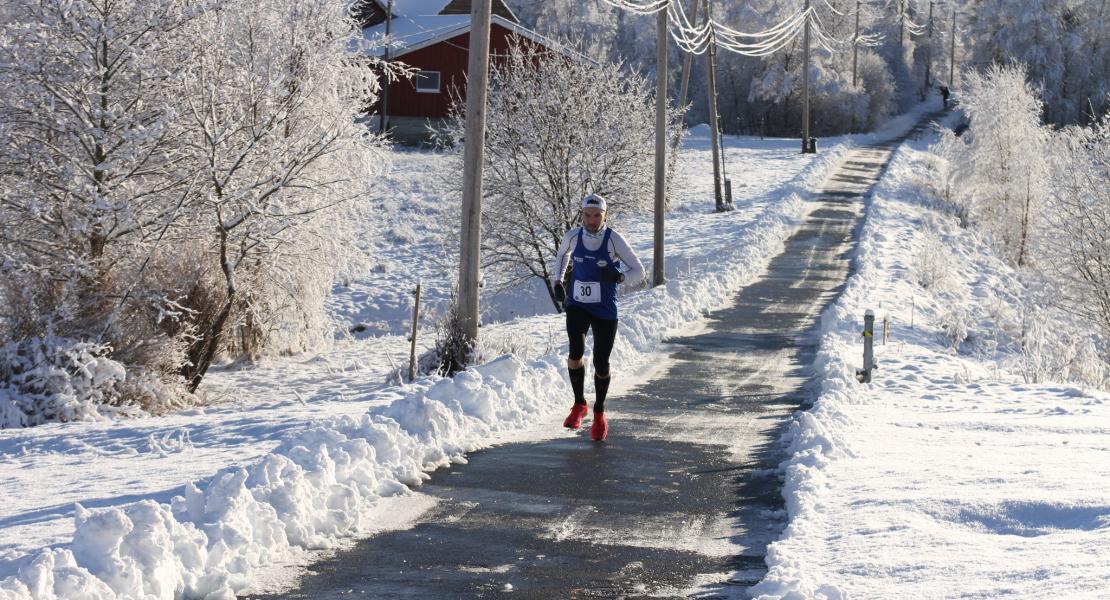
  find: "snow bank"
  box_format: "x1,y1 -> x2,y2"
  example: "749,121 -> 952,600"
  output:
747,170 -> 881,599
1,354 -> 564,599
751,130 -> 1110,598
0,140 -> 852,599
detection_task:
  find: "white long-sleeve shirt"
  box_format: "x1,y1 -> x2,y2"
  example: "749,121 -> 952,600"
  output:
550,225 -> 645,288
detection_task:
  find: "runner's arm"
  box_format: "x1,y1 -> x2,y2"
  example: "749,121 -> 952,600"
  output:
549,228 -> 577,288
608,231 -> 645,287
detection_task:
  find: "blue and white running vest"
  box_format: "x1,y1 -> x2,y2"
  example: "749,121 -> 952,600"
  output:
565,228 -> 621,320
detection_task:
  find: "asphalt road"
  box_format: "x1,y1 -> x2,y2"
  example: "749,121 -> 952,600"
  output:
257,114 -> 945,600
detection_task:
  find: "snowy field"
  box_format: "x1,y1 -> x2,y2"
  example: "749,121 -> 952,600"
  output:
0,126 -> 857,599
751,127 -> 1110,598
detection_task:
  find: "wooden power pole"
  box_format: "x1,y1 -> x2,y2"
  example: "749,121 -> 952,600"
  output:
852,0 -> 860,87
379,0 -> 394,134
676,0 -> 699,120
672,0 -> 699,152
802,0 -> 811,153
949,7 -> 957,87
456,0 -> 493,360
924,0 -> 934,96
704,0 -> 724,210
898,0 -> 905,51
653,8 -> 667,287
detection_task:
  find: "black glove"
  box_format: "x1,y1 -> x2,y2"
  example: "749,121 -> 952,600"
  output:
599,265 -> 624,284
553,282 -> 566,304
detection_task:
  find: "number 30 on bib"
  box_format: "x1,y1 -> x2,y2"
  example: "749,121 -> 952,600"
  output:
573,281 -> 601,303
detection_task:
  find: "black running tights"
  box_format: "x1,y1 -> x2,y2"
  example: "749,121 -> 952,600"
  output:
565,306 -> 618,377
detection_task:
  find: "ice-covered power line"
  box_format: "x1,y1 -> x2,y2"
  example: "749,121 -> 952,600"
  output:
903,16 -> 928,35
808,4 -> 847,51
599,0 -> 671,14
603,0 -> 898,155
602,0 -> 881,58
603,0 -> 811,56
716,13 -> 810,57
821,0 -> 846,17
857,32 -> 885,47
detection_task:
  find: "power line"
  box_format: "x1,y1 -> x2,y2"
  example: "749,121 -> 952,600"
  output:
601,0 -> 885,59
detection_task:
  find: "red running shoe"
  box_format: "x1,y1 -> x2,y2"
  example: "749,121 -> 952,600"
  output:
590,412 -> 608,441
563,403 -> 589,429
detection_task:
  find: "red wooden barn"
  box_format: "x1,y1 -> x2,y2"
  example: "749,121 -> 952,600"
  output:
356,0 -> 564,143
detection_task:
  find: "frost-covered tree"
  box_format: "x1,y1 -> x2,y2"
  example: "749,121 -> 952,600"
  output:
745,2 -> 807,131
0,0 -> 199,410
509,0 -> 622,61
172,0 -> 386,391
913,26 -> 934,97
1045,114 -> 1110,343
951,63 -> 1050,267
966,0 -> 1110,125
0,0 -> 390,423
742,0 -> 900,134
442,42 -> 681,309
0,0 -> 192,329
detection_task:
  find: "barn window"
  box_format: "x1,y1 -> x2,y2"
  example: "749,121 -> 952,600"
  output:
415,71 -> 441,93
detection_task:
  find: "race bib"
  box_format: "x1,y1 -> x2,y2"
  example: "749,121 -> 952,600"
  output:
573,280 -> 601,303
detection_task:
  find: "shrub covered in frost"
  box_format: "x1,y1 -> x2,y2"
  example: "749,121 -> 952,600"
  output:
0,336 -> 136,428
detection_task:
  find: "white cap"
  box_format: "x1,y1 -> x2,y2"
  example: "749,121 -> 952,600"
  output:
581,193 -> 607,212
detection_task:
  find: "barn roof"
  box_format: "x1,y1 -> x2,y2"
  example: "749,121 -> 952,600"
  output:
360,0 -> 565,60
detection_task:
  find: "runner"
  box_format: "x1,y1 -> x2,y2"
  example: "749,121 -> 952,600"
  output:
551,193 -> 645,441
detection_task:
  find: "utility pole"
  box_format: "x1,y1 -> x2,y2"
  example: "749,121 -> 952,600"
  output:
704,0 -> 724,210
653,8 -> 667,287
948,7 -> 956,87
850,0 -> 861,133
456,0 -> 493,361
898,0 -> 905,51
672,0 -> 700,152
924,0 -> 934,97
379,0 -> 394,135
676,0 -> 700,116
802,0 -> 811,153
852,0 -> 860,88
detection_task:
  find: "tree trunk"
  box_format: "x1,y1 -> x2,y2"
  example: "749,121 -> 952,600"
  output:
1017,177 -> 1031,267
185,291 -> 235,393
184,225 -> 237,392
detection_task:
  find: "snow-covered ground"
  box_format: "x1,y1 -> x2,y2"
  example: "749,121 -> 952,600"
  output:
0,125 -> 857,599
751,125 -> 1110,599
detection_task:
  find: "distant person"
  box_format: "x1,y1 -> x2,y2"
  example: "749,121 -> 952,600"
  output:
940,85 -> 951,109
551,193 -> 644,441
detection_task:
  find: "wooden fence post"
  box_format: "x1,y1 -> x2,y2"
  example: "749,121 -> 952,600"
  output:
409,282 -> 422,382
